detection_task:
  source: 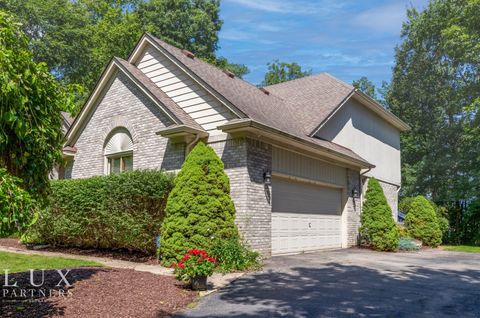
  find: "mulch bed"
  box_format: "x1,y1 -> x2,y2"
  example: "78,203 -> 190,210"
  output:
0,239 -> 158,264
1,268 -> 197,317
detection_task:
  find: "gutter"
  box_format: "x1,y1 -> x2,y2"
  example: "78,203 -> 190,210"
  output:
218,119 -> 374,169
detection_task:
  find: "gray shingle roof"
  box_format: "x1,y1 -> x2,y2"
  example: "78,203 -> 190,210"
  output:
265,73 -> 355,136
147,34 -> 370,165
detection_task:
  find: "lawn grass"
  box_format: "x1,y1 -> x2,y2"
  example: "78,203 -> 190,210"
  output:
442,245 -> 480,253
0,251 -> 101,273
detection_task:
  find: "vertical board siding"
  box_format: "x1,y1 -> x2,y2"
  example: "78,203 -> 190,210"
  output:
136,46 -> 236,134
272,147 -> 347,187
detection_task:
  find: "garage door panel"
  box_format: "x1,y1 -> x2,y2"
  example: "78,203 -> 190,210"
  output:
272,177 -> 343,255
272,178 -> 342,215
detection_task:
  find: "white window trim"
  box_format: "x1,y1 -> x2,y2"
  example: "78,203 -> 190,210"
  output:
105,151 -> 133,175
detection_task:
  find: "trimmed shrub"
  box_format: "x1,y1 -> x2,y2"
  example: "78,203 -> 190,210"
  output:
429,201 -> 450,241
210,238 -> 261,273
398,237 -> 420,251
0,169 -> 38,237
360,178 -> 399,251
399,197 -> 415,214
159,142 -> 238,263
404,196 -> 442,247
28,170 -> 174,254
400,196 -> 449,241
397,224 -> 410,238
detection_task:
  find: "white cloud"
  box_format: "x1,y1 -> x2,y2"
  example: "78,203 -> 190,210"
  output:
256,23 -> 283,32
351,1 -> 428,34
224,0 -> 345,15
221,29 -> 254,41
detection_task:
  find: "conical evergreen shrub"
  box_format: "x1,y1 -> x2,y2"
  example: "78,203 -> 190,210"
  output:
404,196 -> 442,247
159,142 -> 238,262
360,178 -> 399,251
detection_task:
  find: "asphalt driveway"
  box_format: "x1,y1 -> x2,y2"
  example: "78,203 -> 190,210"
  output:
178,248 -> 480,318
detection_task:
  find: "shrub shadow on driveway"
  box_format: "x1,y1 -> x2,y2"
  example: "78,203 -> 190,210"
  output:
180,261 -> 480,318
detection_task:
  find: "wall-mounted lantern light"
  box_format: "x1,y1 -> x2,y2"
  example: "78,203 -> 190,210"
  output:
263,170 -> 272,186
352,187 -> 360,198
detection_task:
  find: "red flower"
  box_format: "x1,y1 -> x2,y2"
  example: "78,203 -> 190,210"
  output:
181,254 -> 190,261
207,257 -> 217,263
178,261 -> 186,269
170,263 -> 177,268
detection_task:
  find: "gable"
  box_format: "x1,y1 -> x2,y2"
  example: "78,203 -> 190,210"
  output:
69,71 -> 183,178
315,98 -> 401,185
134,44 -> 237,135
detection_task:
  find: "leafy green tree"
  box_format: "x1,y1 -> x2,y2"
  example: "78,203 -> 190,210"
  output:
211,56 -> 249,79
0,0 -> 92,91
0,11 -> 75,196
1,0 -> 247,101
159,142 -> 238,262
0,169 -> 38,237
353,76 -> 378,100
462,200 -> 480,245
137,0 -> 221,60
404,196 -> 442,247
360,178 -> 400,251
387,0 -> 480,236
261,60 -> 312,86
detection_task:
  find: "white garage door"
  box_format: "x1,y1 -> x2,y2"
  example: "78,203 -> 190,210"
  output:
272,177 -> 343,255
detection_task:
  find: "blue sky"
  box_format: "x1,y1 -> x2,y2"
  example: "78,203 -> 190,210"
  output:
217,0 -> 429,88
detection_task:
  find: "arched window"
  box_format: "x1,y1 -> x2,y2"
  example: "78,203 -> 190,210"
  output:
104,128 -> 133,174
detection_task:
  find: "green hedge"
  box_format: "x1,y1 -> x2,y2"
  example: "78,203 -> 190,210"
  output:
159,142 -> 238,263
360,177 -> 399,251
405,196 -> 442,247
0,168 -> 38,237
28,170 -> 174,254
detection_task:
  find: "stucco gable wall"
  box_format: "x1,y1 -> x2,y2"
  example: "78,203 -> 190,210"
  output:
135,45 -> 237,136
316,98 -> 401,186
70,72 -> 184,179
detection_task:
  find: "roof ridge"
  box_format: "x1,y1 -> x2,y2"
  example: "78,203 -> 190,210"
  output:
147,33 -> 285,99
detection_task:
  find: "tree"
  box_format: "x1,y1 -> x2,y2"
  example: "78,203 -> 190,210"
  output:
0,0 -> 92,91
353,76 -> 377,100
360,178 -> 400,251
462,200 -> 480,245
387,1 -> 480,217
0,169 -> 38,237
0,11 -> 75,196
1,0 -> 248,102
261,60 -> 311,86
404,196 -> 442,247
211,56 -> 249,79
159,142 -> 238,262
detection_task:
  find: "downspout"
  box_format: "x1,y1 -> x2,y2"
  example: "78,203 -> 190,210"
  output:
396,185 -> 402,222
358,167 -> 372,216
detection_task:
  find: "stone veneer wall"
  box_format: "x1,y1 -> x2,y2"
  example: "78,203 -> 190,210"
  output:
70,72 -> 185,179
378,180 -> 399,221
245,138 -> 272,256
208,137 -> 272,256
346,169 -> 361,247
362,177 -> 399,222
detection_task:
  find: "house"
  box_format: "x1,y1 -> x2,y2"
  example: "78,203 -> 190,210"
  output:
60,33 -> 409,256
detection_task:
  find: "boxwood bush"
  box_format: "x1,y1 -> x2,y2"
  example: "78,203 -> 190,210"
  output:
360,177 -> 399,251
405,196 -> 442,247
28,170 -> 174,254
159,142 -> 238,263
